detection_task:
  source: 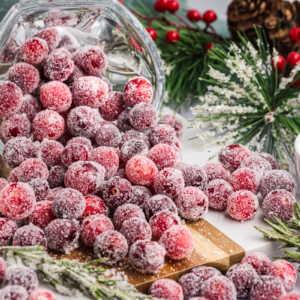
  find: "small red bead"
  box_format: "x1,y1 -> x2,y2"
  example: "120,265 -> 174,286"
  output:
154,1 -> 165,12
203,10 -> 217,24
146,28 -> 158,41
158,0 -> 170,10
289,27 -> 300,43
288,52 -> 300,66
167,0 -> 179,13
187,10 -> 201,22
205,42 -> 214,52
166,30 -> 180,44
271,55 -> 286,73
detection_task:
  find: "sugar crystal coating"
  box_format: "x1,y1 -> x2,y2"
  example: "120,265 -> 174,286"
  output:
72,76 -> 109,108
65,65 -> 84,88
28,178 -> 50,202
52,47 -> 72,58
0,285 -> 28,300
201,275 -> 237,300
61,143 -> 89,167
48,165 -> 66,188
0,257 -> 6,284
203,162 -> 230,182
128,103 -> 157,131
262,189 -> 296,223
175,187 -> 208,221
90,146 -> 119,180
7,169 -> 18,183
126,155 -> 158,186
52,188 -> 86,219
191,266 -> 222,283
34,28 -> 60,51
268,260 -> 297,292
230,167 -> 260,194
144,194 -> 178,220
158,114 -> 184,138
25,201 -> 56,230
226,263 -> 259,298
178,273 -> 202,300
0,179 -> 8,193
28,289 -> 57,300
13,223 -> 47,248
94,230 -> 128,265
120,217 -> 152,247
121,139 -> 149,164
40,81 -> 72,113
7,62 -> 40,94
0,218 -> 18,246
65,161 -> 105,195
99,91 -> 124,121
45,219 -> 80,253
80,195 -> 109,221
3,137 -> 37,168
260,170 -> 297,198
219,145 -> 252,173
100,76 -> 113,92
32,110 -> 65,141
129,185 -> 152,208
0,182 -> 36,220
113,203 -> 145,230
117,108 -> 133,132
120,129 -> 150,149
1,114 -> 31,141
17,158 -> 49,182
258,152 -> 280,170
95,123 -> 121,148
47,187 -> 63,202
239,156 -> 272,178
204,179 -> 234,210
149,124 -> 177,147
148,144 -> 178,171
227,190 -> 259,221
37,139 -> 64,168
154,168 -> 185,199
241,252 -> 271,275
123,76 -> 153,107
66,136 -> 93,152
281,293 -> 300,300
159,225 -> 194,260
149,279 -> 184,300
250,275 -> 286,300
67,106 -> 99,139
129,240 -> 165,274
0,81 -> 23,118
21,37 -> 49,65
18,94 -> 42,122
80,214 -> 113,247
3,265 -> 38,294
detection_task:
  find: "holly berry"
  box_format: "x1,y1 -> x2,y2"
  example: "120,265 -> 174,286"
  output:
147,28 -> 158,41
158,0 -> 170,10
187,10 -> 201,22
205,42 -> 214,52
166,30 -> 180,44
203,10 -> 217,24
154,1 -> 165,13
287,52 -> 300,67
167,0 -> 179,13
271,55 -> 286,73
289,27 -> 300,43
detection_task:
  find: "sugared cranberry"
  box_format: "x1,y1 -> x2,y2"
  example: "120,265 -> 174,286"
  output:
117,108 -> 133,132
129,240 -> 165,274
61,143 -> 89,167
28,178 -> 50,202
65,65 -> 84,87
178,273 -> 202,300
281,293 -> 300,300
144,194 -> 178,219
205,179 -> 233,210
47,187 -> 63,202
190,266 -> 222,282
0,285 -> 28,300
167,0 -> 179,13
80,214 -> 113,247
149,279 -> 184,300
227,190 -> 259,221
94,230 -> 128,265
262,189 -> 296,223
260,170 -> 297,198
7,62 -> 40,94
37,139 -> 64,168
120,129 -> 150,149
48,165 -> 66,188
250,276 -> 286,300
230,167 -> 260,194
67,106 -> 99,139
34,28 -> 60,51
128,103 -> 157,131
239,156 -> 272,178
158,114 -> 184,138
99,91 -> 124,121
64,161 -> 105,195
159,225 -> 194,260
7,168 -> 19,183
66,136 -> 93,152
123,76 -> 153,107
0,257 -> 7,284
0,218 -> 18,246
129,185 -> 152,208
126,155 -> 158,186
18,94 -> 42,121
258,152 -> 280,170
32,110 -> 65,141
0,179 -> 8,193
268,260 -> 297,292
0,81 -> 23,118
154,168 -> 184,199
28,289 -> 57,300
121,139 -> 149,164
95,123 -> 121,148
80,195 -> 108,221
149,124 -> 177,146
51,47 -> 72,58
17,158 -> 49,182
25,200 -> 56,230
100,76 -> 113,92
1,114 -> 31,141
219,145 -> 252,173
241,252 -> 271,275
21,37 -> 49,65
148,144 -> 178,171
175,187 -> 208,221
0,182 -> 36,220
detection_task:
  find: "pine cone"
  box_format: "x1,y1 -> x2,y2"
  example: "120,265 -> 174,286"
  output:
293,1 -> 300,26
227,0 -> 278,42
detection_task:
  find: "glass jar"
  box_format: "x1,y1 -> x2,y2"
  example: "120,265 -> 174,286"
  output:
0,0 -> 165,112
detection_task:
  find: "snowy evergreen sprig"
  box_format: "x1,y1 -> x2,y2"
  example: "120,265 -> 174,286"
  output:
190,28 -> 300,165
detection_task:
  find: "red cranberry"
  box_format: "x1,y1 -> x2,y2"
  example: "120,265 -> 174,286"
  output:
47,165 -> 66,188
0,218 -> 18,246
129,185 -> 152,208
117,108 -> 133,132
47,187 -> 63,202
129,240 -> 165,274
128,103 -> 157,131
149,124 -> 177,146
1,285 -> 28,300
95,123 -> 121,148
34,28 -> 60,51
17,158 -> 49,182
287,52 -> 300,67
100,76 -> 113,92
190,266 -> 222,282
21,37 -> 49,65
149,279 -> 183,300
18,94 -> 42,121
123,76 -> 153,107
154,0 -> 165,12
241,252 -> 272,276
258,152 -> 280,170
66,136 -> 93,152
281,293 -> 300,300
187,10 -> 201,22
80,195 -> 108,221
99,91 -> 124,121
146,27 -> 158,41
45,219 -> 80,253
94,230 -> 128,265
7,62 -> 40,94
167,0 -> 179,13
178,273 -> 202,300
61,143 -> 89,167
239,156 -> 272,178
1,114 -> 31,141
51,47 -> 72,58
230,167 -> 260,194
166,30 -> 180,44
272,55 -> 286,73
158,114 -> 184,138
37,139 -> 64,168
65,64 -> 84,87
0,179 -> 8,193
203,10 -> 217,23
28,178 -> 50,202
148,144 -> 178,171
227,190 -> 259,221
121,139 -> 149,164
120,129 -> 150,149
29,289 -> 57,300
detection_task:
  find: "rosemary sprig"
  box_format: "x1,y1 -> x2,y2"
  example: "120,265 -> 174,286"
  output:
0,245 -> 159,300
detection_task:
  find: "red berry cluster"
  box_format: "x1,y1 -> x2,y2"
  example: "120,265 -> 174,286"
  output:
154,0 -> 180,14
